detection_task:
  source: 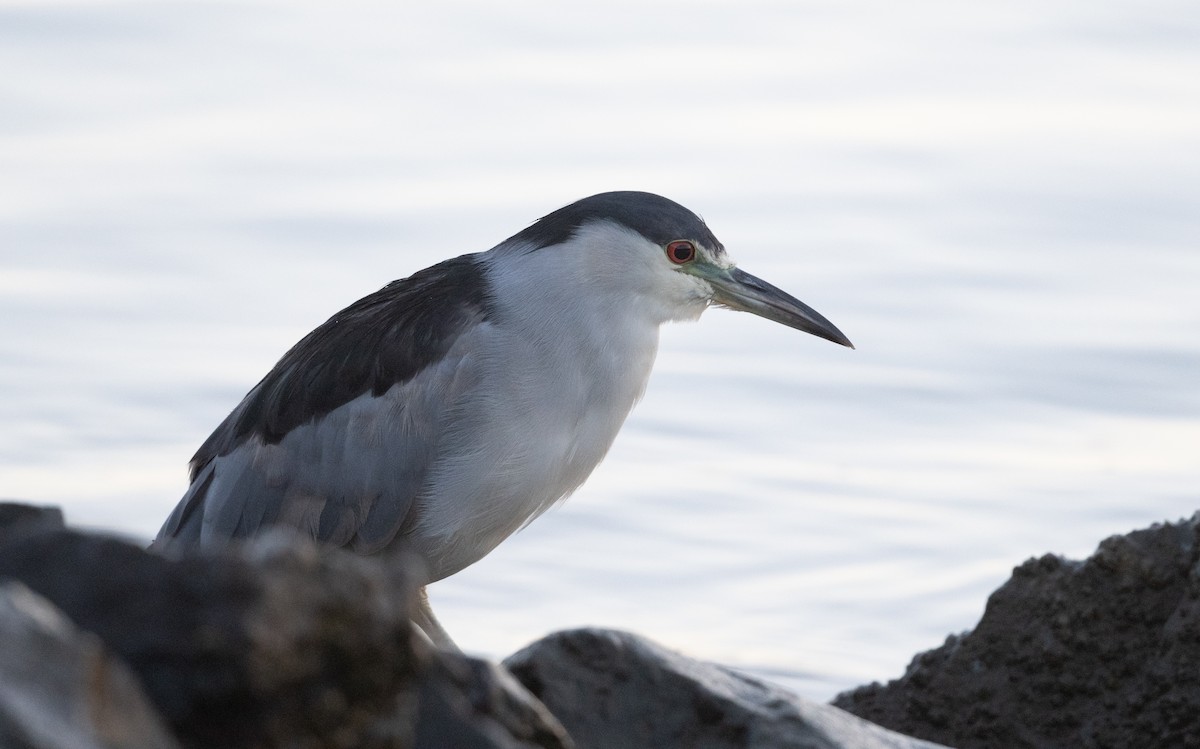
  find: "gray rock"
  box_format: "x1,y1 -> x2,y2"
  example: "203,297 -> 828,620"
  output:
834,513 -> 1200,749
0,581 -> 180,749
0,502 -> 63,533
0,525 -> 420,748
416,646 -> 574,749
0,508 -> 570,749
504,628 -> 951,749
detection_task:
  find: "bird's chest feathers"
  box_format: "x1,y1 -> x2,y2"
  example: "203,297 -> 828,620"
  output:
482,246 -> 666,471
420,290 -> 660,552
411,243 -> 669,565
502,301 -> 658,478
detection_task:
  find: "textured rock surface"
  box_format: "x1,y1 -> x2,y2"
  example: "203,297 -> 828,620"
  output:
0,526 -> 418,748
835,513 -> 1200,749
24,501 -> 1200,748
505,628 -> 951,749
0,582 -> 181,749
0,506 -> 570,749
417,647 -> 574,749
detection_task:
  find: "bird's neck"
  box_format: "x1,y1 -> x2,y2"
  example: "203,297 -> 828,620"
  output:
481,247 -> 664,408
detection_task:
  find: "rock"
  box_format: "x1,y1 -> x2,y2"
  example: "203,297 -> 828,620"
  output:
0,581 -> 180,749
834,513 -> 1200,749
504,628 -> 951,749
0,525 -> 419,748
0,502 -> 63,533
416,647 -> 574,749
0,506 -> 570,749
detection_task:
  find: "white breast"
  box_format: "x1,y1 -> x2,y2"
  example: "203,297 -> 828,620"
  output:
408,223 -> 699,580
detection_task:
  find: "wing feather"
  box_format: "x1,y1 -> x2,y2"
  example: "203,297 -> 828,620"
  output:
153,253 -> 492,551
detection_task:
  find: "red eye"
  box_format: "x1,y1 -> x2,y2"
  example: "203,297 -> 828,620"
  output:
666,240 -> 696,264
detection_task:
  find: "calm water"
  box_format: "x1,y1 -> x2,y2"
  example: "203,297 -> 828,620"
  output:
2,1 -> 1198,700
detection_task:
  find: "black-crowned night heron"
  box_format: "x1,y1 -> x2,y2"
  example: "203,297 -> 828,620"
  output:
153,191 -> 853,647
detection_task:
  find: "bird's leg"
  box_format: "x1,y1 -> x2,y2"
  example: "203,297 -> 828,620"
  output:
413,585 -> 460,652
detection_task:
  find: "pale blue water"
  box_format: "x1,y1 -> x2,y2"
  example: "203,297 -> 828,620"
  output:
2,1 -> 1198,700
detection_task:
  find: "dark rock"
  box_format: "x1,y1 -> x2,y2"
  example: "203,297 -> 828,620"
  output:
0,502 -> 64,533
0,515 -> 570,749
834,513 -> 1200,749
0,526 -> 419,748
0,581 -> 180,749
504,628 -> 951,749
416,647 -> 574,749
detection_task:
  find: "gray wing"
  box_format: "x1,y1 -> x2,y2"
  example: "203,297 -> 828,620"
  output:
153,253 -> 493,554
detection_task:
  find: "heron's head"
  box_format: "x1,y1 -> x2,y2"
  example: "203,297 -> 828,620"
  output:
499,191 -> 853,348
